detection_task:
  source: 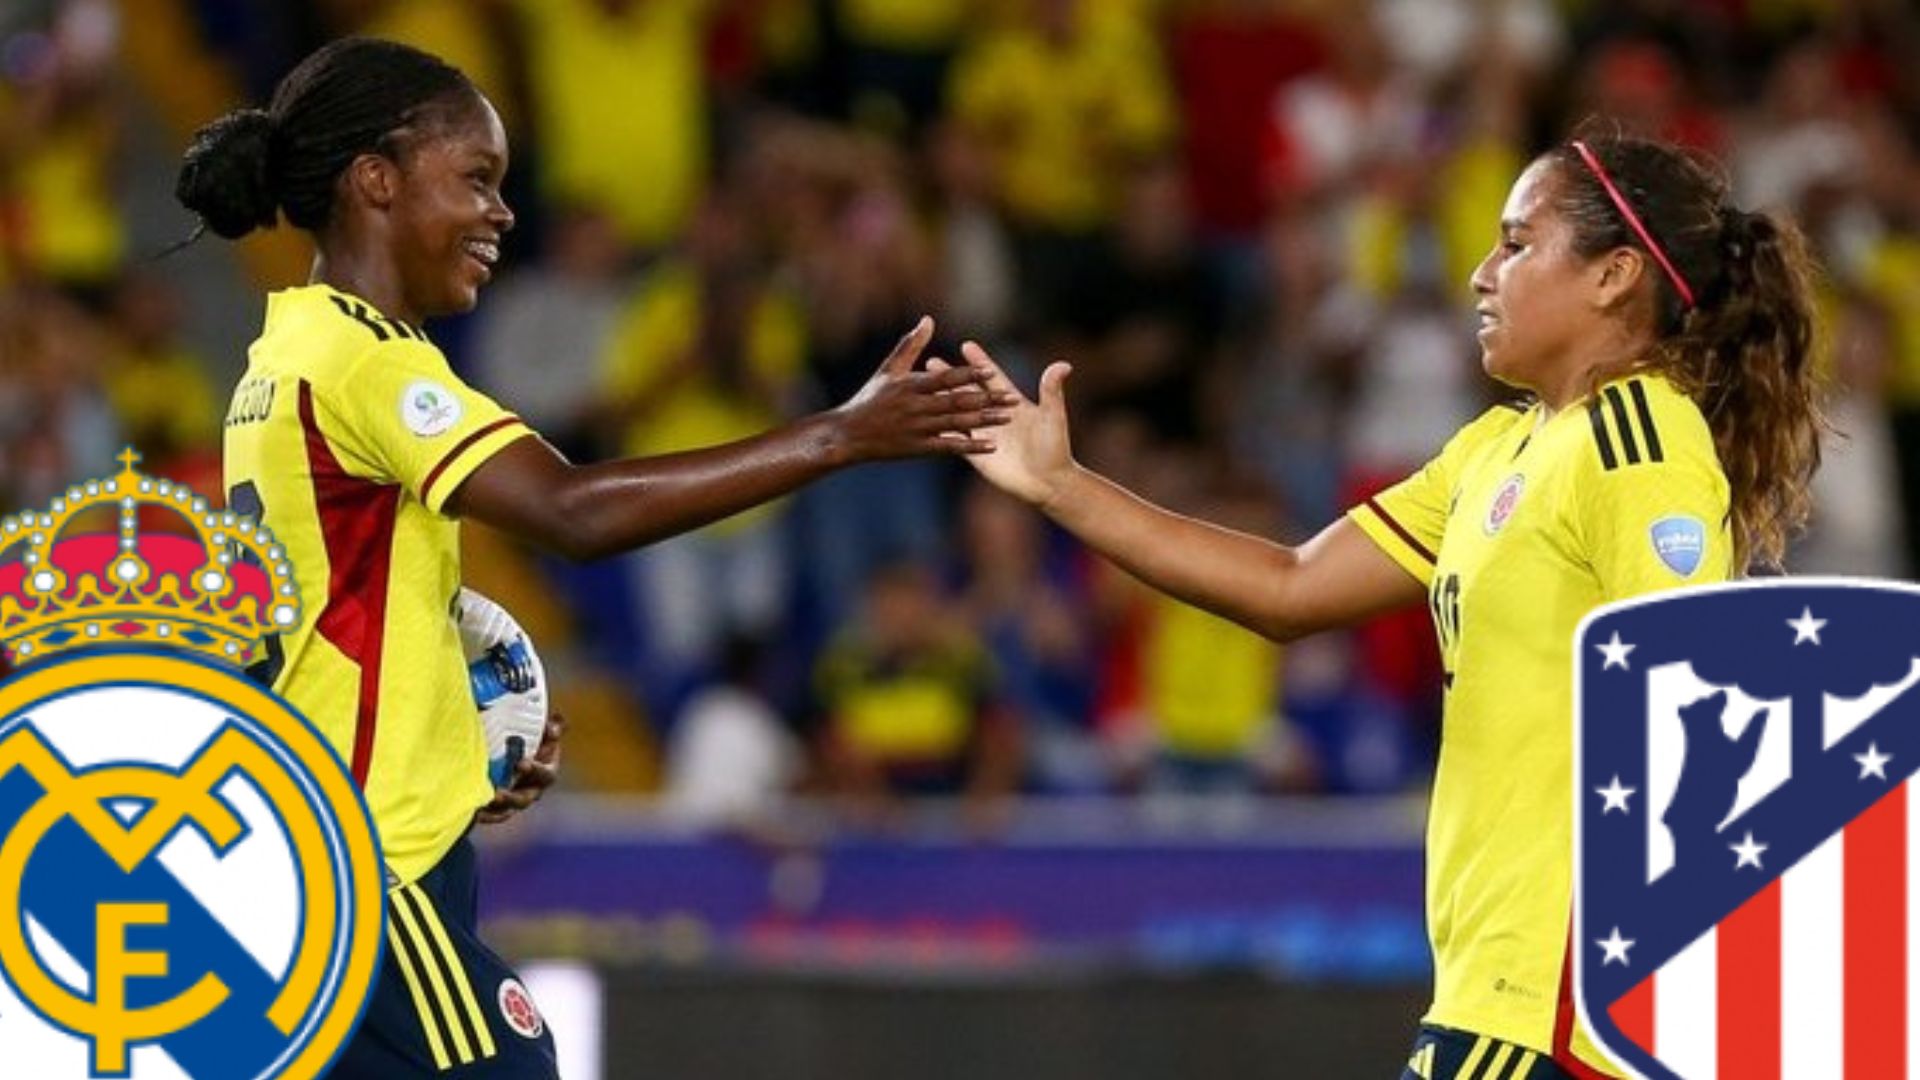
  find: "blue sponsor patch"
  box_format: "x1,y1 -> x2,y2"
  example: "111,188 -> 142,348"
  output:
1649,515 -> 1705,577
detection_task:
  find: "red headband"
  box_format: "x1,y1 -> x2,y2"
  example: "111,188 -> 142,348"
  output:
1570,140 -> 1696,310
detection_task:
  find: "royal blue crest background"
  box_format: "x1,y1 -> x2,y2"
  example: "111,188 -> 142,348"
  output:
1576,579 -> 1920,1080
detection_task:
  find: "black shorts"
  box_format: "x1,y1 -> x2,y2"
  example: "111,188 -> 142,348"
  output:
326,836 -> 558,1078
1399,1026 -> 1581,1080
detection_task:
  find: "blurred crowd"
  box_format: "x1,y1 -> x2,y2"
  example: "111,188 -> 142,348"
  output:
4,0 -> 1920,819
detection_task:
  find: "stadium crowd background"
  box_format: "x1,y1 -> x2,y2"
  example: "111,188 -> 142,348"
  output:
2,0 -> 1918,817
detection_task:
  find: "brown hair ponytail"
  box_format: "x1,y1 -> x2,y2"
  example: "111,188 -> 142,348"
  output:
1674,206 -> 1822,570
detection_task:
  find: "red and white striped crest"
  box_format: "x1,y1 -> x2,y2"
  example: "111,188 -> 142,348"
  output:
1576,581 -> 1920,1080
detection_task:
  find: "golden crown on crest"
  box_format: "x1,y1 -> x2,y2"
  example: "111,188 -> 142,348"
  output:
0,449 -> 301,668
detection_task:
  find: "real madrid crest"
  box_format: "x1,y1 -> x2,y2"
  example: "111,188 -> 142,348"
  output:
1484,472 -> 1526,536
0,450 -> 384,1079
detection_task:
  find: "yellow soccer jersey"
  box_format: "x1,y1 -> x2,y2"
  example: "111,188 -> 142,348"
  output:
223,284 -> 533,885
1350,373 -> 1732,1077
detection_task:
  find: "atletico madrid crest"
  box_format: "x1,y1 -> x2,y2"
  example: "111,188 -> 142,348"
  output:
1576,579 -> 1920,1080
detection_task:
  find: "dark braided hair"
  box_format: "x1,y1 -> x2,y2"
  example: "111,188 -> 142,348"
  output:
175,38 -> 480,240
1543,134 -> 1824,572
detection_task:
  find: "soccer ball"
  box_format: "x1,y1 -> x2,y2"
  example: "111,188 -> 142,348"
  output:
456,588 -> 549,788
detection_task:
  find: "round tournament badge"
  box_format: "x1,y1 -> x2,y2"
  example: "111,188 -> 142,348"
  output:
0,451 -> 384,1079
400,381 -> 462,438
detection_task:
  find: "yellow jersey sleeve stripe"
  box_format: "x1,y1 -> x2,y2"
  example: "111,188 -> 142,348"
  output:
1350,497 -> 1437,587
418,417 -> 530,513
1508,1048 -> 1538,1079
404,884 -> 499,1059
391,888 -> 477,1065
1482,1042 -> 1515,1079
386,916 -> 454,1069
1603,386 -> 1641,464
1626,380 -> 1664,461
1590,381 -> 1668,471
1586,397 -> 1619,470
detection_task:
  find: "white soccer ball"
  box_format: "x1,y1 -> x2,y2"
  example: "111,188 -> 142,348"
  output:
456,587 -> 549,788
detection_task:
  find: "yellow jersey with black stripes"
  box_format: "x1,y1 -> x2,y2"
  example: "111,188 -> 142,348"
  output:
222,283 -> 533,885
1350,373 -> 1731,1077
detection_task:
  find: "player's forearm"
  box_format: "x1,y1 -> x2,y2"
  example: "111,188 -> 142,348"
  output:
455,415 -> 852,559
550,413 -> 850,558
1042,466 -> 1300,640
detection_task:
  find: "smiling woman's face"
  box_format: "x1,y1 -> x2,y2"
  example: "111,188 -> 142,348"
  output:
388,94 -> 514,319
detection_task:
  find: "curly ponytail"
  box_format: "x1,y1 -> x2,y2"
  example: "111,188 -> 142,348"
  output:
1674,207 -> 1822,571
1548,136 -> 1824,571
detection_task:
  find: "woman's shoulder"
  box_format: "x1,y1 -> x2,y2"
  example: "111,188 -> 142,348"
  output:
1580,372 -> 1716,474
1443,395 -> 1537,458
258,284 -> 448,379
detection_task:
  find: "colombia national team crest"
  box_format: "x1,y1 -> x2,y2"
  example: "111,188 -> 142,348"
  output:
0,451 -> 384,1079
1575,579 -> 1920,1080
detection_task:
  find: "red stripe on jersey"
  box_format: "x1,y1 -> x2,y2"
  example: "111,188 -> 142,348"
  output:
299,381 -> 401,785
1845,783 -> 1906,1077
1553,924 -> 1623,1079
1718,880 -> 1781,1080
419,416 -> 523,508
1362,496 -> 1436,564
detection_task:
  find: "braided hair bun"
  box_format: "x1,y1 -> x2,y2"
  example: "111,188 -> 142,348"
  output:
175,107 -> 280,240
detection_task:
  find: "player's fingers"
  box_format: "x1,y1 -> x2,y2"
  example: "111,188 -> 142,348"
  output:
928,433 -> 998,455
960,341 -> 1010,381
880,315 -> 934,376
475,795 -> 518,823
514,756 -> 559,790
931,386 -> 998,413
926,359 -> 995,392
535,716 -> 565,765
1038,361 -> 1073,411
906,368 -> 1013,417
935,408 -> 1012,431
491,784 -> 539,811
922,358 -> 965,405
960,342 -> 1032,404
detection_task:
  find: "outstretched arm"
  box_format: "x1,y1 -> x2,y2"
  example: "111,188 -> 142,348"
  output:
943,343 -> 1424,642
449,319 -> 1012,560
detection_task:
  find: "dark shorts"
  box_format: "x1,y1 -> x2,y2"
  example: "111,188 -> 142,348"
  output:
1399,1026 -> 1582,1080
326,837 -> 558,1078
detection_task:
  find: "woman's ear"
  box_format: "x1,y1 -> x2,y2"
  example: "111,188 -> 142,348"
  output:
1591,246 -> 1647,313
343,152 -> 399,212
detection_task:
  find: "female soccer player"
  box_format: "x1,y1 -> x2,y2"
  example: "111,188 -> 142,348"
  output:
949,136 -> 1822,1078
176,37 -> 1009,1078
